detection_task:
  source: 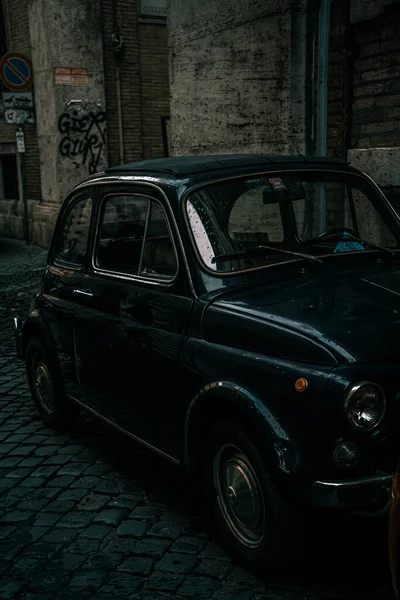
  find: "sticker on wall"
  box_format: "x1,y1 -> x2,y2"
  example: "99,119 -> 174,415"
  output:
140,0 -> 167,18
2,91 -> 35,124
15,129 -> 26,153
54,67 -> 89,87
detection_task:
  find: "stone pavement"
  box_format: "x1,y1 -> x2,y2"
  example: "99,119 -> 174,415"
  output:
0,238 -> 395,600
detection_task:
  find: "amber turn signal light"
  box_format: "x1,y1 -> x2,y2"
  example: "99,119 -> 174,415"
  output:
295,378 -> 308,392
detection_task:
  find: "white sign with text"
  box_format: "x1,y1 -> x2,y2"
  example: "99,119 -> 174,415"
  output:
140,0 -> 167,18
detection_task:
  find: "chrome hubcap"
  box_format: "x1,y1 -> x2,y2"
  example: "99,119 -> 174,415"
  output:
214,444 -> 265,549
34,362 -> 54,414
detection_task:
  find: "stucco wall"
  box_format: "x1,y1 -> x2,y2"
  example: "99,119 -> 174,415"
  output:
168,0 -> 307,156
351,0 -> 395,24
25,0 -> 107,247
29,0 -> 107,201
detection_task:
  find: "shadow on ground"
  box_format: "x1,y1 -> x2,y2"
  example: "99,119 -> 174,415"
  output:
62,410 -> 394,599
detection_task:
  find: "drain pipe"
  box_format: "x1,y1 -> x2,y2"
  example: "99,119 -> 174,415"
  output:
115,66 -> 125,165
111,0 -> 125,165
305,0 -> 317,155
316,0 -> 331,233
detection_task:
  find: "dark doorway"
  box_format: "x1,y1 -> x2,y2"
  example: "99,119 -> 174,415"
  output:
1,155 -> 19,199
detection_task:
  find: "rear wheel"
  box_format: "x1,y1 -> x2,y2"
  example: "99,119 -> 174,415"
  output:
202,418 -> 304,573
26,338 -> 79,430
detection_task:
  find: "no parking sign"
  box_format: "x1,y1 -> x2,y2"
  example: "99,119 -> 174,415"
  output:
0,52 -> 33,92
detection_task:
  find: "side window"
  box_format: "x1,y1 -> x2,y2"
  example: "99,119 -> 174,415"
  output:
96,195 -> 149,274
141,202 -> 177,278
95,194 -> 177,280
350,188 -> 396,247
54,196 -> 92,265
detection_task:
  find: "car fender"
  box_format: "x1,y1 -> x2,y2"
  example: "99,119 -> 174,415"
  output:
20,309 -> 58,360
183,380 -> 309,498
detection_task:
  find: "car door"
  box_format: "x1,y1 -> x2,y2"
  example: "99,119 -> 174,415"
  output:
74,187 -> 194,458
41,193 -> 94,400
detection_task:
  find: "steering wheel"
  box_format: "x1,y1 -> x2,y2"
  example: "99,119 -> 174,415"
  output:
312,227 -> 358,242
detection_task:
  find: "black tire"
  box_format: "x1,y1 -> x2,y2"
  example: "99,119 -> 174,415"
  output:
25,337 -> 79,430
202,418 -> 304,574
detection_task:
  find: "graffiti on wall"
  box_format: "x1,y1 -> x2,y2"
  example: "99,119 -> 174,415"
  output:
58,109 -> 106,174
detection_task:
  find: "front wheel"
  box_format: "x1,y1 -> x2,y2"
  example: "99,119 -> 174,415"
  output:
202,418 -> 304,573
25,338 -> 79,430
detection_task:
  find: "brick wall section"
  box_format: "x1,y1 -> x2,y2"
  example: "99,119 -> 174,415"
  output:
138,22 -> 169,159
6,0 -> 30,55
0,122 -> 15,145
101,1 -> 169,165
100,0 -> 143,167
325,2 -> 400,219
22,125 -> 41,201
295,0 -> 400,160
327,2 -> 400,154
1,0 -> 42,203
351,4 -> 400,149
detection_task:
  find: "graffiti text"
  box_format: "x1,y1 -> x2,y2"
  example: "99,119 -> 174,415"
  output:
58,110 -> 106,174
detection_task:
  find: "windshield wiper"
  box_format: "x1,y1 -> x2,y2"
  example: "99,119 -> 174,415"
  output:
211,244 -> 321,265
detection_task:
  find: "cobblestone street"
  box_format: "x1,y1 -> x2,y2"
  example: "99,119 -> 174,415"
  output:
0,238 -> 395,600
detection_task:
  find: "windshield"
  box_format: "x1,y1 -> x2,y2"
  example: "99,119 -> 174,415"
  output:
186,170 -> 400,274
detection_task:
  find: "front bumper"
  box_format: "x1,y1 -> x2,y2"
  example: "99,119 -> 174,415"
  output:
312,473 -> 393,512
14,317 -> 23,360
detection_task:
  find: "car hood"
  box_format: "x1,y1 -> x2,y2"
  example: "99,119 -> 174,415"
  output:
209,262 -> 400,364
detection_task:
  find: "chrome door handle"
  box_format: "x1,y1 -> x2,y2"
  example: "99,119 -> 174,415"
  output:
73,288 -> 94,298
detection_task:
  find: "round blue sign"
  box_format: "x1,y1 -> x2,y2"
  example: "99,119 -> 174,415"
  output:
0,52 -> 33,91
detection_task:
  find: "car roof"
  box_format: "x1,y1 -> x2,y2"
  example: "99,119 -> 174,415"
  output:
73,154 -> 360,198
104,154 -> 349,178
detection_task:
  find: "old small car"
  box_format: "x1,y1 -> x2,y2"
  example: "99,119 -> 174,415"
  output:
389,460 -> 400,597
15,154 -> 400,572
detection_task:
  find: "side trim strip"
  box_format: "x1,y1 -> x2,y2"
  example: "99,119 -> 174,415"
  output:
313,474 -> 393,489
67,394 -> 180,466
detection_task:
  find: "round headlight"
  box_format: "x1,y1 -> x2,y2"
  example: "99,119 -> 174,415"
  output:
344,382 -> 386,431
